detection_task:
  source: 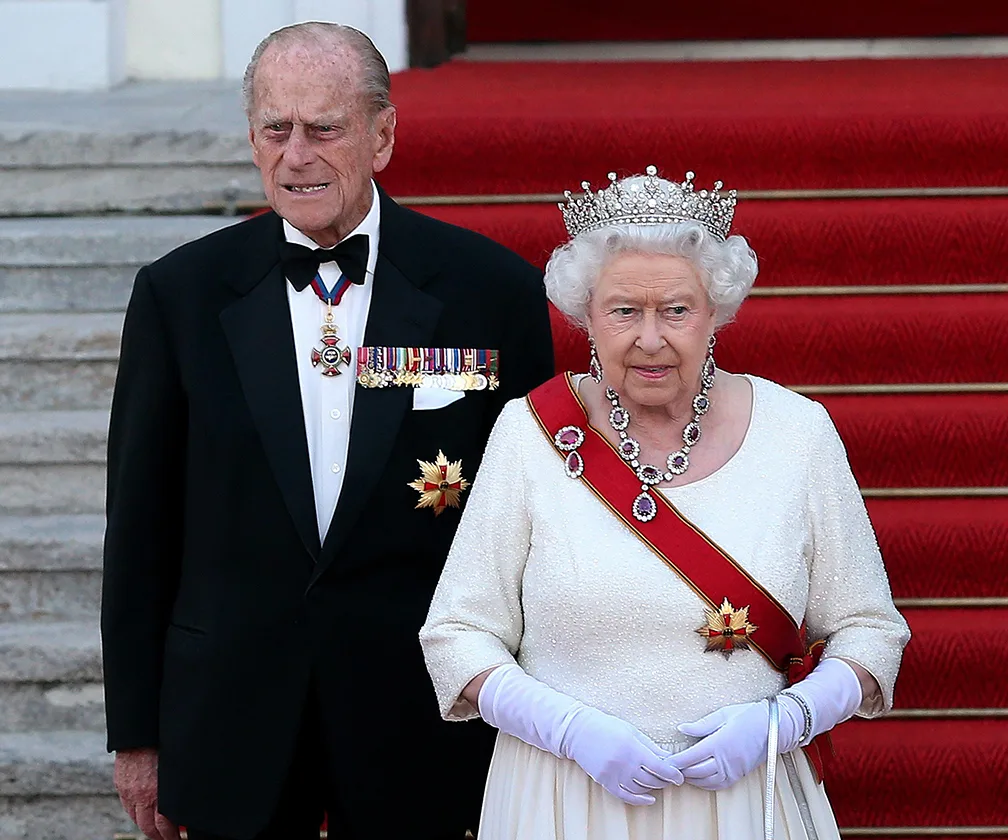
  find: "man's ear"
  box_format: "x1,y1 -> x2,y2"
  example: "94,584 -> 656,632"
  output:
248,126 -> 260,168
372,107 -> 397,173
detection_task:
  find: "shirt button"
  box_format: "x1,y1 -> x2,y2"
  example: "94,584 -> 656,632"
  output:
330,409 -> 342,420
330,463 -> 341,474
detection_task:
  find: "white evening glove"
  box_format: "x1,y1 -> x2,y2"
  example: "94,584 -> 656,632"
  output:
478,663 -> 684,805
669,657 -> 863,791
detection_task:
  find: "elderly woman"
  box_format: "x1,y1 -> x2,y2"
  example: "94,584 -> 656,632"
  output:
419,167 -> 910,840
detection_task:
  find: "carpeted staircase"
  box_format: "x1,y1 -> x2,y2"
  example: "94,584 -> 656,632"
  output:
384,55 -> 1008,835
2,44 -> 1006,840
465,0 -> 1008,42
380,59 -> 1008,193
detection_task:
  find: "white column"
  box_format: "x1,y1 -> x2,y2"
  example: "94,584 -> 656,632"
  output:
222,0 -> 293,82
0,0 -> 408,90
0,0 -> 126,90
221,0 -> 408,81
126,0 -> 223,80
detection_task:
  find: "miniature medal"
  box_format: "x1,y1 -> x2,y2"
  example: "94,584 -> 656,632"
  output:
357,347 -> 500,390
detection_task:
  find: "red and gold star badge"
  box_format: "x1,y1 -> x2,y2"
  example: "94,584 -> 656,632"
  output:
697,598 -> 758,659
408,450 -> 469,516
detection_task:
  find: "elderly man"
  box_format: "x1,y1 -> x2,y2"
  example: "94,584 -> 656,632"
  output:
101,22 -> 553,840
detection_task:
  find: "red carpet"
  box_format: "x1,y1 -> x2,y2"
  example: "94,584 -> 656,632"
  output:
819,394 -> 1008,488
421,199 -> 1008,285
829,720 -> 1008,826
467,0 -> 1008,41
719,295 -> 1008,384
896,609 -> 1008,709
392,53 -> 1008,833
869,498 -> 1008,598
544,294 -> 1008,386
385,59 -> 1008,192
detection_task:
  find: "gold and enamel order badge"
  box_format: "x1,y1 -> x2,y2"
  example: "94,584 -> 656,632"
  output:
697,598 -> 758,659
311,323 -> 353,376
408,450 -> 469,516
357,347 -> 499,391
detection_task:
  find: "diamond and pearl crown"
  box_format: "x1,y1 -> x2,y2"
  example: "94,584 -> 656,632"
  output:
560,166 -> 737,241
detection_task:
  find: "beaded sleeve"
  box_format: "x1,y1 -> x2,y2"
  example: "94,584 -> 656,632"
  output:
804,401 -> 911,716
419,400 -> 532,721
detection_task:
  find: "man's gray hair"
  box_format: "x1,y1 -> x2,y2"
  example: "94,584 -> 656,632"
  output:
544,222 -> 759,330
242,22 -> 392,119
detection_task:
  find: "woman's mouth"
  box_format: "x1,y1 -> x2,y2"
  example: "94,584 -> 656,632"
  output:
633,365 -> 671,379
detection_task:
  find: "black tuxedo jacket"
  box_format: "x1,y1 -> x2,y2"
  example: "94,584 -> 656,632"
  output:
101,190 -> 554,839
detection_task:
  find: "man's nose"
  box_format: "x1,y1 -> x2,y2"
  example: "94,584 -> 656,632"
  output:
283,127 -> 315,167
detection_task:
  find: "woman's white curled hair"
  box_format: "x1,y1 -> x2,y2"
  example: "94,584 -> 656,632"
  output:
543,220 -> 758,330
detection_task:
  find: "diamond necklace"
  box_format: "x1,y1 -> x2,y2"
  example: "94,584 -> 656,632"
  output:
606,339 -> 716,522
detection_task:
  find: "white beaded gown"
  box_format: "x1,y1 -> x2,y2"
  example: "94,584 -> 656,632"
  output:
420,373 -> 910,840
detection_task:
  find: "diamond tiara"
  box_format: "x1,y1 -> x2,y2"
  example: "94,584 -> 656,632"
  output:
559,166 -> 738,241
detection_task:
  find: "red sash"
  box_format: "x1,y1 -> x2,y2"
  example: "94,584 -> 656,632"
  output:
527,373 -> 829,778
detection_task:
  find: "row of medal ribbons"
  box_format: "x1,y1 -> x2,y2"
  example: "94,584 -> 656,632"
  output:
355,346 -> 500,391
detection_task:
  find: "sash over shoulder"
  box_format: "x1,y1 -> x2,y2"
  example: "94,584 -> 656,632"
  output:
527,372 -> 830,778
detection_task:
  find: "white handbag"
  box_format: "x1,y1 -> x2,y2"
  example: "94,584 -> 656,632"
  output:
765,696 -> 821,840
764,696 -> 780,840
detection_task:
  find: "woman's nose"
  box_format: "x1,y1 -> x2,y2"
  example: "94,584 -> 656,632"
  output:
636,314 -> 665,353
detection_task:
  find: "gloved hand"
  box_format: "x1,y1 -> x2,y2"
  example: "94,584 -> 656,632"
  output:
479,664 -> 684,805
670,657 -> 863,791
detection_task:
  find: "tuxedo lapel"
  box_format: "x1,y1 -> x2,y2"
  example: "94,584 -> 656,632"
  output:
219,220 -> 321,561
311,249 -> 443,583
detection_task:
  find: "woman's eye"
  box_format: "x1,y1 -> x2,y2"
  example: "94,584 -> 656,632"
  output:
668,306 -> 688,316
614,307 -> 635,316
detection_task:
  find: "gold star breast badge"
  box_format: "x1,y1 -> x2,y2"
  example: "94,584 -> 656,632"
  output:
408,450 -> 470,516
697,598 -> 758,659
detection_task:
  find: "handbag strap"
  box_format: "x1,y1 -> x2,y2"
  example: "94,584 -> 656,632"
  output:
764,696 -> 780,840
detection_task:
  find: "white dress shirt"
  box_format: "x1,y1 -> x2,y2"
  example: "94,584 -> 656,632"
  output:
284,181 -> 380,541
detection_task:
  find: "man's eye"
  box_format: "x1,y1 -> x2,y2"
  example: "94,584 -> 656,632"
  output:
267,124 -> 285,132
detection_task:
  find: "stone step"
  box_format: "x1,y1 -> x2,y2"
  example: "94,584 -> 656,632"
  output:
0,569 -> 101,623
0,514 -> 103,622
0,731 -> 131,840
0,621 -> 104,733
0,512 -> 105,623
0,515 -> 103,622
0,512 -> 103,621
2,163 -> 263,217
0,81 -> 258,217
0,620 -> 102,683
0,215 -> 235,313
0,312 -> 123,410
1,682 -> 106,735
1,793 -> 131,840
0,514 -> 104,571
0,411 -> 107,514
0,410 -> 108,464
0,465 -> 105,515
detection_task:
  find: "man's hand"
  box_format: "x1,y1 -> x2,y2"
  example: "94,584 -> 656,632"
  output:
114,748 -> 181,840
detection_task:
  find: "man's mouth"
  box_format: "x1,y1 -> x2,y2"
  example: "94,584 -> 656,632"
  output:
284,183 -> 329,194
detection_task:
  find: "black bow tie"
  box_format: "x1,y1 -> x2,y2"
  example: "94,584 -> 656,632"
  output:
279,233 -> 370,292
